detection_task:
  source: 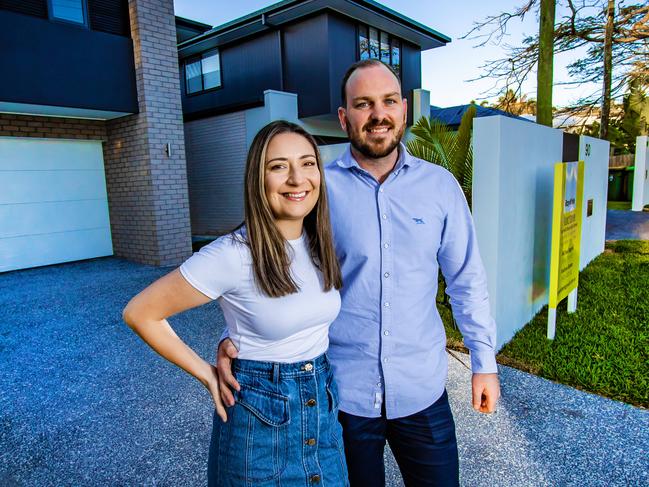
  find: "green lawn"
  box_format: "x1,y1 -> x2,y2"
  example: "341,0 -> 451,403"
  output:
443,240 -> 649,407
607,200 -> 632,210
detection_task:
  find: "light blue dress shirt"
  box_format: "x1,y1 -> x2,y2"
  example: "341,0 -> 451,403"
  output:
325,144 -> 497,419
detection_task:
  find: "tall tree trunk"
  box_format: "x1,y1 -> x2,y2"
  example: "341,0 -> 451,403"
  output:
537,0 -> 556,127
599,0 -> 615,140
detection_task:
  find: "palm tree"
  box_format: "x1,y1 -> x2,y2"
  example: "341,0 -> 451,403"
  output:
406,104 -> 476,208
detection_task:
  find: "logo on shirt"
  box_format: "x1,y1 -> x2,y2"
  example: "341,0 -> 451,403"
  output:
412,218 -> 425,225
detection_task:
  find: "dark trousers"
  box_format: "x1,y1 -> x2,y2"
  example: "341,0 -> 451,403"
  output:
338,390 -> 459,487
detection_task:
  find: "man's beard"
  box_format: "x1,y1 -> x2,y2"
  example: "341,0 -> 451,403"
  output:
345,117 -> 405,159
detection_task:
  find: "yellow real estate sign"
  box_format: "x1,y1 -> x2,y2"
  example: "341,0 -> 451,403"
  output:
548,161 -> 585,308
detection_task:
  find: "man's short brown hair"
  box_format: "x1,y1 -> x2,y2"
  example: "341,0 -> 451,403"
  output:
340,59 -> 402,107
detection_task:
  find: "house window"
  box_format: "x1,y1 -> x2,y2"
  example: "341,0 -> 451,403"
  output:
369,27 -> 379,59
201,51 -> 221,90
390,37 -> 400,73
359,26 -> 369,60
380,31 -> 390,64
49,0 -> 86,25
185,59 -> 203,94
358,24 -> 401,74
185,49 -> 222,94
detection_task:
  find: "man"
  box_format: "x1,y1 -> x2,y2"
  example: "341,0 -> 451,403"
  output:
216,60 -> 499,486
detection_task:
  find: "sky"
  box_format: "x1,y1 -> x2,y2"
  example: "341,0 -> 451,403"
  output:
173,0 -> 602,109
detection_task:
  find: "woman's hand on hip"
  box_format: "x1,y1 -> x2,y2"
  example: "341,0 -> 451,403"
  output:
205,364 -> 228,422
216,338 -> 240,407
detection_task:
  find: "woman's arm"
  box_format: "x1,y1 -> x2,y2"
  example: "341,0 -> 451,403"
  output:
123,269 -> 228,421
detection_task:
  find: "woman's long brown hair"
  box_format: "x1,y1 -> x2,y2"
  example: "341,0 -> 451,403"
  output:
240,120 -> 342,297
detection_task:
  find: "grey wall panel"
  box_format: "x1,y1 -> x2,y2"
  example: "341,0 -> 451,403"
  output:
88,0 -> 131,37
184,112 -> 248,235
0,10 -> 137,113
327,14 -> 358,112
400,41 -> 421,125
0,0 -> 47,17
283,14 -> 331,118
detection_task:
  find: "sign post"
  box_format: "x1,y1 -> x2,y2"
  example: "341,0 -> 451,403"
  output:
547,160 -> 584,340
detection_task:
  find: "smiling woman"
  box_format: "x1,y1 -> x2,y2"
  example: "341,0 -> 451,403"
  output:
122,120 -> 347,486
242,121 -> 341,297
263,133 -> 321,239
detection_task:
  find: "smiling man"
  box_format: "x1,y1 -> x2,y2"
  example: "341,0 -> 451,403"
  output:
323,59 -> 500,486
217,59 -> 499,487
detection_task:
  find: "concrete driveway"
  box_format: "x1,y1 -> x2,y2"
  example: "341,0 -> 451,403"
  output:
606,209 -> 649,240
1,258 -> 647,486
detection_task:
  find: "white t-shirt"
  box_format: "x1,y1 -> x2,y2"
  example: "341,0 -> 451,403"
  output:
179,229 -> 341,363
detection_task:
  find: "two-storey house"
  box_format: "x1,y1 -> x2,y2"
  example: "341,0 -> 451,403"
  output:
1,0 -> 193,271
176,0 -> 450,235
0,0 -> 449,272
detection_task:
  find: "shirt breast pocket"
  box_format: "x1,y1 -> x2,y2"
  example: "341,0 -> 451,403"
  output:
394,209 -> 443,283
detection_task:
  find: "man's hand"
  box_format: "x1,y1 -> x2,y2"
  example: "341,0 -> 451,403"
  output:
471,373 -> 500,413
216,338 -> 240,407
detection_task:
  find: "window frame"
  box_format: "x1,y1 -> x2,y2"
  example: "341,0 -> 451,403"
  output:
184,48 -> 223,96
356,24 -> 402,77
47,0 -> 89,28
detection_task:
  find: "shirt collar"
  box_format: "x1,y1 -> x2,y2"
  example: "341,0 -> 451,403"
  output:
336,142 -> 414,173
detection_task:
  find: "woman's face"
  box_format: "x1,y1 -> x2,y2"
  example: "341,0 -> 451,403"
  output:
264,132 -> 321,228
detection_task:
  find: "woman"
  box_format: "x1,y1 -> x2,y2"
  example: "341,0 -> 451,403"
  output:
123,120 -> 348,486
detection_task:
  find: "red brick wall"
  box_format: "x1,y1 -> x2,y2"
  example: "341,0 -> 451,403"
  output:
0,114 -> 107,140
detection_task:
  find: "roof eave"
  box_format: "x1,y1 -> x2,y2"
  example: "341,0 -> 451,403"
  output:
178,0 -> 450,58
175,15 -> 213,31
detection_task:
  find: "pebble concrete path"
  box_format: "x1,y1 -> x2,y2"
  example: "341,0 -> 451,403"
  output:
1,258 -> 647,486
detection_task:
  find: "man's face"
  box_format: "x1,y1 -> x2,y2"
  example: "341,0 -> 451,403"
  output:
338,65 -> 407,159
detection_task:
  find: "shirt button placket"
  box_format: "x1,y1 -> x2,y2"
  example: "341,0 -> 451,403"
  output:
377,185 -> 393,414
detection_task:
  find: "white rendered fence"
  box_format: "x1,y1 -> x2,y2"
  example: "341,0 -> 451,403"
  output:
472,116 -> 609,349
632,135 -> 649,211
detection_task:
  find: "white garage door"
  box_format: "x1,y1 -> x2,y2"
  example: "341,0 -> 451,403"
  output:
0,137 -> 113,272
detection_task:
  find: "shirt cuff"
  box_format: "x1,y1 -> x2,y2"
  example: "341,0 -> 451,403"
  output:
219,327 -> 230,344
470,349 -> 498,374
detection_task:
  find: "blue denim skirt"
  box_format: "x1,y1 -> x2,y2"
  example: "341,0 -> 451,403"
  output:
208,353 -> 349,487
